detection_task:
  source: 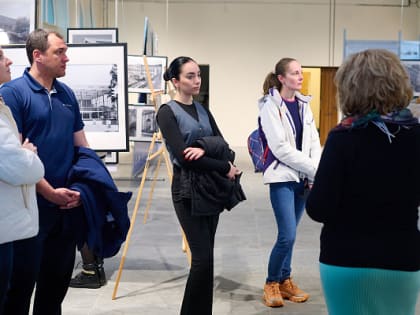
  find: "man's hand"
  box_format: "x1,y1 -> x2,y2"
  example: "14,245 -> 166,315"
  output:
49,188 -> 81,209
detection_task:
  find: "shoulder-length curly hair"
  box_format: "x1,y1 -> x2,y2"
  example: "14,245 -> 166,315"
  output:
334,49 -> 413,116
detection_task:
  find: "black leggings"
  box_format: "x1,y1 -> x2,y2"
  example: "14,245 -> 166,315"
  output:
172,177 -> 219,315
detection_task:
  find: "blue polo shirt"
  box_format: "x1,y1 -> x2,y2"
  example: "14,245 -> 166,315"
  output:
0,68 -> 84,201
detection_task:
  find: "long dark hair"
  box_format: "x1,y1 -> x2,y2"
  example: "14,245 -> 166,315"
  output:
163,56 -> 196,81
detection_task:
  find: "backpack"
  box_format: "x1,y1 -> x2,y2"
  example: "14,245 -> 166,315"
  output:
247,117 -> 277,173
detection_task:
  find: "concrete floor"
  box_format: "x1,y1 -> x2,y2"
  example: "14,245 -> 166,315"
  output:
62,147 -> 419,315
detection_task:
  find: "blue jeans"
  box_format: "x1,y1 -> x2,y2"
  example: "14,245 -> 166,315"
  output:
267,181 -> 306,283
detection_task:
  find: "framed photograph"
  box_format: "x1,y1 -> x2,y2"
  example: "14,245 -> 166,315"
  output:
401,60 -> 420,96
127,55 -> 167,93
400,41 -> 420,60
143,17 -> 157,56
128,105 -> 158,142
3,43 -> 129,151
132,141 -> 162,177
0,0 -> 36,44
67,28 -> 118,44
104,151 -> 119,164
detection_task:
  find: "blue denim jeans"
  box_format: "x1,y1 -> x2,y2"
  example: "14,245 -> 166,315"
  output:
267,180 -> 306,283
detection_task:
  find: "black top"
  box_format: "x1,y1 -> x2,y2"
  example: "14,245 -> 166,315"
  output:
156,101 -> 230,174
306,121 -> 420,271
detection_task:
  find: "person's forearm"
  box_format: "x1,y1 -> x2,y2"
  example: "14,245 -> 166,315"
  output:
36,178 -> 56,202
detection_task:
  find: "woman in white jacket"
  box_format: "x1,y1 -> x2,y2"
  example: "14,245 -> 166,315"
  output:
259,58 -> 321,308
0,48 -> 44,313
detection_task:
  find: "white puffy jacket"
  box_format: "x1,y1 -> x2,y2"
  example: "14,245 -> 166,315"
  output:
0,97 -> 44,244
258,88 -> 321,184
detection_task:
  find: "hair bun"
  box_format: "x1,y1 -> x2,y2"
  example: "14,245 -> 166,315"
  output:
163,69 -> 172,81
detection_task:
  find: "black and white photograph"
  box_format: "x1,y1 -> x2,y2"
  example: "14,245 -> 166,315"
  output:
127,55 -> 167,93
128,105 -> 158,141
2,43 -> 129,151
67,27 -> 118,44
0,0 -> 36,44
104,151 -> 119,164
132,141 -> 162,177
400,41 -> 420,60
401,60 -> 420,95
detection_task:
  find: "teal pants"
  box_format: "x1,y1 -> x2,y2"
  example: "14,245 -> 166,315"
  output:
320,263 -> 420,315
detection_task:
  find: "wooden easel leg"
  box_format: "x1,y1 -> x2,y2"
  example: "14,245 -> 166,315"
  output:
111,57 -> 192,300
111,133 -> 192,299
182,230 -> 192,265
112,138 -> 156,300
143,151 -> 163,223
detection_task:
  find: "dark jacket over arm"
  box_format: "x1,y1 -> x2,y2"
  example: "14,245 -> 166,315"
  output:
180,136 -> 246,216
67,147 -> 132,258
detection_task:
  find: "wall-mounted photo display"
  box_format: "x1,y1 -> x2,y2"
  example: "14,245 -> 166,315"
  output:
400,41 -> 420,61
104,151 -> 119,164
401,60 -> 420,118
401,60 -> 420,96
67,27 -> 118,44
128,104 -> 158,142
0,0 -> 36,44
132,141 -> 162,177
127,55 -> 167,93
3,43 -> 129,151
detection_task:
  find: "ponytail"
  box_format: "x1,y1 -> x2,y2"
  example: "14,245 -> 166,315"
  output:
263,72 -> 282,95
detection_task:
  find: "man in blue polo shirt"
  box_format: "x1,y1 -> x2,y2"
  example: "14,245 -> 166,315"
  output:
0,29 -> 89,315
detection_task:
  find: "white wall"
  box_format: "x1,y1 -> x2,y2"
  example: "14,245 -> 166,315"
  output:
104,0 -> 419,146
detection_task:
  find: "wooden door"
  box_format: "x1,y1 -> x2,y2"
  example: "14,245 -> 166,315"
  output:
319,67 -> 338,145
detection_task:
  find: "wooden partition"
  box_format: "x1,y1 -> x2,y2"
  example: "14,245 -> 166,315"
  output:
319,67 -> 339,145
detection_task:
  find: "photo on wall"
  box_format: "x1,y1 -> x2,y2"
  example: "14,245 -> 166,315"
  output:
128,105 -> 158,141
127,55 -> 167,93
104,151 -> 119,164
402,60 -> 420,117
2,43 -> 129,151
401,60 -> 420,95
67,28 -> 118,44
132,141 -> 162,177
0,0 -> 36,44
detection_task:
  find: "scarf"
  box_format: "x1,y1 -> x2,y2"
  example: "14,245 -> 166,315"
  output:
336,108 -> 418,143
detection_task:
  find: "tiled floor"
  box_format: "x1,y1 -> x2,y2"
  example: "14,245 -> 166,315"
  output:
62,147 -> 419,315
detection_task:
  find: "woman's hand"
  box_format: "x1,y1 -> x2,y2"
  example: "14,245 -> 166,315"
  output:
22,138 -> 37,154
226,161 -> 241,180
183,147 -> 205,161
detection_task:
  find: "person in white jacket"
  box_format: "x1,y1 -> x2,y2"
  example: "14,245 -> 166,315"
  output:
0,48 -> 44,313
259,58 -> 321,308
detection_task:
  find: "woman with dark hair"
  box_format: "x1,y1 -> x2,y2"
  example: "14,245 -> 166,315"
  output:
156,56 -> 242,315
258,58 -> 321,308
306,49 -> 420,315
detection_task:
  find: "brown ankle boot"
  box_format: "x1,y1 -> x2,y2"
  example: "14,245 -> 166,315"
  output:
263,281 -> 284,307
279,278 -> 309,303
